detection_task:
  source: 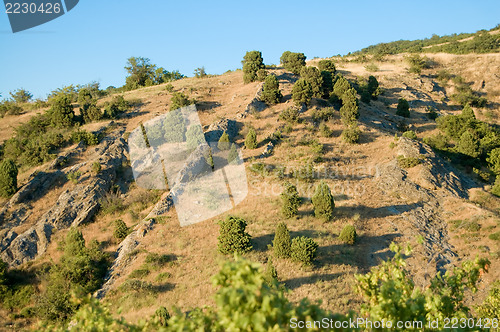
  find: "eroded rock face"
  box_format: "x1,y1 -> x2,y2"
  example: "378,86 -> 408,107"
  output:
0,136 -> 126,267
204,118 -> 239,143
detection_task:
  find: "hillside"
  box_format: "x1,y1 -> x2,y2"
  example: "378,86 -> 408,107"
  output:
0,50 -> 500,330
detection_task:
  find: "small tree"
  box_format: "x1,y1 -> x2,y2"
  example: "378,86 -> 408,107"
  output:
300,66 -> 323,98
194,67 -> 207,78
491,175 -> 500,197
228,143 -> 239,164
332,75 -> 351,99
170,92 -> 193,111
339,225 -> 357,245
264,259 -> 278,287
290,236 -> 318,266
457,129 -> 480,158
280,183 -> 301,218
318,60 -> 336,74
10,88 -> 33,103
281,52 -> 306,75
320,70 -> 333,99
242,51 -> 265,83
256,69 -> 268,82
487,148 -> 500,174
218,131 -> 230,150
113,219 -> 129,240
342,124 -> 361,144
245,128 -> 257,149
311,181 -> 334,220
461,104 -> 476,121
396,98 -> 410,118
339,88 -> 359,126
49,94 -> 76,128
217,216 -> 252,254
292,79 -> 312,106
273,222 -> 291,258
0,158 -> 18,198
260,75 -> 282,105
155,306 -> 170,327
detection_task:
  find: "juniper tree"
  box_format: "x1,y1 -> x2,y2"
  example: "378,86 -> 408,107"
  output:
273,222 -> 292,258
461,104 -> 476,121
457,129 -> 480,158
217,216 -> 252,254
281,51 -> 306,75
245,128 -> 257,149
264,259 -> 278,287
242,51 -> 265,83
318,59 -> 336,74
260,75 -> 282,105
339,225 -> 357,245
339,88 -> 359,126
320,70 -> 333,99
311,181 -> 335,220
396,98 -> 410,118
218,131 -> 230,150
228,143 -> 239,164
300,66 -> 324,98
49,94 -> 76,128
292,79 -> 312,106
280,183 -> 301,218
0,158 -> 18,198
332,75 -> 351,99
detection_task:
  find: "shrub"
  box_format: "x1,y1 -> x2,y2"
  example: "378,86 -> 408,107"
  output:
48,95 -> 76,128
491,175 -> 500,197
360,89 -> 372,104
170,92 -> 194,111
487,148 -> 500,174
405,54 -> 430,74
364,63 -> 379,72
402,131 -> 417,139
476,282 -> 500,320
217,216 -> 252,254
165,83 -> 174,92
332,75 -> 351,99
264,260 -> 278,287
103,95 -> 131,119
218,131 -> 230,150
300,66 -> 323,98
242,51 -> 265,83
311,107 -> 335,122
0,159 -> 18,198
256,69 -> 268,82
145,253 -> 176,267
279,107 -> 300,123
71,129 -> 98,145
290,237 -> 318,266
99,191 -> 125,215
273,222 -> 291,258
245,128 -> 257,149
319,122 -> 332,137
320,70 -> 333,98
318,60 -> 336,74
280,183 -> 301,218
155,307 -> 170,327
113,219 -> 130,240
10,88 -> 33,103
129,268 -> 150,279
291,79 -> 312,106
489,232 -> 500,241
67,171 -> 81,184
228,143 -> 239,164
397,155 -> 421,168
396,98 -> 410,117
0,100 -> 23,117
342,125 -> 361,144
340,88 -> 359,126
194,67 -> 207,78
281,51 -> 306,74
339,225 -> 357,245
186,125 -> 205,151
260,75 -> 282,105
311,181 -> 335,221
78,88 -> 102,123
426,106 -> 438,120
457,129 -> 480,158
461,104 -> 476,121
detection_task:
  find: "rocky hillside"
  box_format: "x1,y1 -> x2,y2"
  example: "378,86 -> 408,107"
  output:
0,52 -> 499,327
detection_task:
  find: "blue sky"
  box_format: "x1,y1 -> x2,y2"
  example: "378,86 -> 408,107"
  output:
0,0 -> 499,99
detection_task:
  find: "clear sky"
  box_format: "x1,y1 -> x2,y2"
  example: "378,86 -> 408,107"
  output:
0,0 -> 499,99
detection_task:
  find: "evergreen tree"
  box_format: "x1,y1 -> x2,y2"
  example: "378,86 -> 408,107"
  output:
320,70 -> 333,99
300,66 -> 324,98
228,143 -> 239,164
340,88 -> 359,126
280,183 -> 301,218
281,51 -> 306,74
113,219 -> 129,240
339,225 -> 357,245
342,124 -> 361,144
457,129 -> 480,158
292,79 -> 312,106
396,98 -> 410,118
218,131 -> 230,150
332,75 -> 351,99
245,128 -> 257,149
217,216 -> 252,254
0,158 -> 18,198
264,259 -> 278,287
487,148 -> 500,174
461,104 -> 476,121
186,125 -> 205,151
242,51 -> 265,83
290,237 -> 318,266
49,95 -> 76,128
311,181 -> 335,220
260,75 -> 282,105
155,307 -> 170,327
318,59 -> 336,74
273,222 -> 291,258
367,75 -> 379,98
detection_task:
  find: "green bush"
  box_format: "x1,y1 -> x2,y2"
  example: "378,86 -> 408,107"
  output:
476,281 -> 500,320
103,95 -> 131,118
144,253 -> 176,267
186,125 -> 205,151
279,107 -> 300,123
396,98 -> 410,118
170,92 -> 194,111
318,59 -> 336,74
129,268 -> 150,279
10,88 -> 33,103
264,260 -> 278,287
492,175 -> 500,197
342,125 -> 361,144
339,225 -> 357,245
71,129 -> 98,145
218,131 -> 230,150
402,131 -> 417,139
280,183 -> 301,218
78,88 -> 102,123
290,236 -> 318,266
397,155 -> 421,168
155,306 -> 170,327
0,159 -> 18,198
260,75 -> 282,105
426,106 -> 438,120
217,216 -> 252,254
340,88 -> 359,126
273,222 -> 291,258
332,75 -> 351,99
256,68 -> 268,82
0,100 -> 23,117
48,95 -> 76,128
245,128 -> 257,149
91,162 -> 101,175
319,122 -> 332,138
281,51 -> 306,74
405,54 -> 431,74
228,143 -> 239,164
457,129 -> 480,158
291,79 -> 312,105
113,219 -> 130,240
242,51 -> 265,83
489,231 -> 500,241
311,181 -> 335,221
320,70 -> 333,98
66,171 -> 81,184
300,66 -> 324,98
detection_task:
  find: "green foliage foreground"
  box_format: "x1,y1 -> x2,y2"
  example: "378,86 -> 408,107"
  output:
40,243 -> 494,331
